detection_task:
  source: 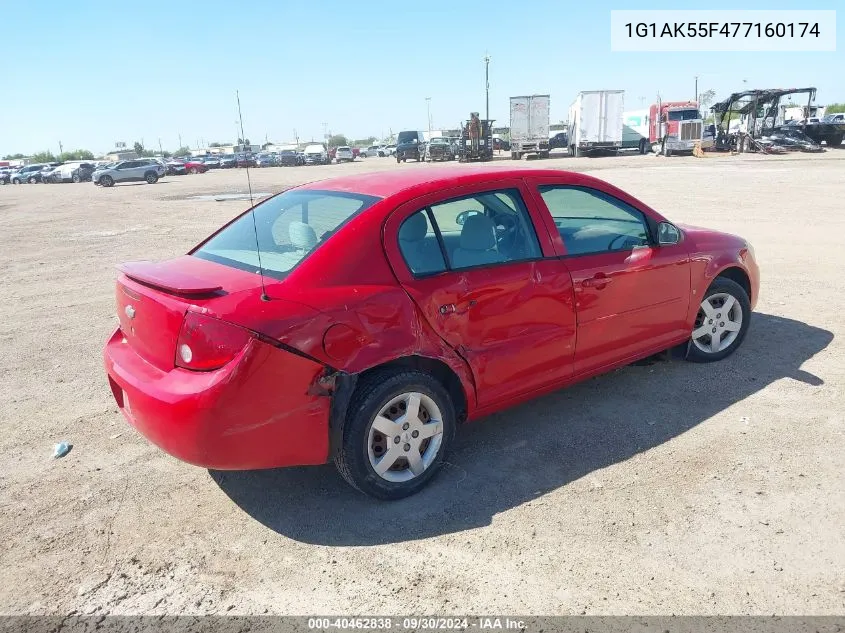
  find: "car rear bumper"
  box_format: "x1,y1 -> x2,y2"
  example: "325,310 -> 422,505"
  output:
103,327 -> 331,470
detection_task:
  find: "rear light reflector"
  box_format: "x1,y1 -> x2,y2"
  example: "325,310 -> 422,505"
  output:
174,312 -> 252,371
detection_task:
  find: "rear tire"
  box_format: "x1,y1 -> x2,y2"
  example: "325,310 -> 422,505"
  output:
686,277 -> 751,363
12,178 -> 21,184
334,369 -> 455,500
539,151 -> 549,159
28,177 -> 37,184
639,138 -> 648,155
72,173 -> 81,183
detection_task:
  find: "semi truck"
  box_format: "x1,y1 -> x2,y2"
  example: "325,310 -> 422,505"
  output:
567,90 -> 624,157
650,100 -> 704,155
509,95 -> 550,159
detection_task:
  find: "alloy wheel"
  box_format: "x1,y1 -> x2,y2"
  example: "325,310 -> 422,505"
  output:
692,292 -> 743,354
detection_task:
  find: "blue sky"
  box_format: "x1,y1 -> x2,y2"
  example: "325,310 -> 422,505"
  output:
1,0 -> 841,155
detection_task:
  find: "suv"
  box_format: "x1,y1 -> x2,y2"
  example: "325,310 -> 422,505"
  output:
92,159 -> 165,187
335,146 -> 354,163
395,130 -> 425,162
11,164 -> 48,184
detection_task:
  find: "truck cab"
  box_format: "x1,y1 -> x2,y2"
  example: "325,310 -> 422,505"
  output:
649,101 -> 703,155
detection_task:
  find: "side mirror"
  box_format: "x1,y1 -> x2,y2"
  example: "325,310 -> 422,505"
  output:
657,222 -> 681,245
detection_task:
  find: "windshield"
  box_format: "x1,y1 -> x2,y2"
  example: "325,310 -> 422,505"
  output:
430,138 -> 448,144
192,189 -> 380,280
668,109 -> 700,121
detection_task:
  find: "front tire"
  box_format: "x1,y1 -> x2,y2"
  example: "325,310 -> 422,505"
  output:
145,172 -> 158,184
334,370 -> 455,500
99,175 -> 114,187
686,277 -> 751,363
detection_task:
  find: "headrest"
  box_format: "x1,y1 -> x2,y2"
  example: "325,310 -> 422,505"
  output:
289,221 -> 318,251
399,212 -> 428,242
460,214 -> 497,251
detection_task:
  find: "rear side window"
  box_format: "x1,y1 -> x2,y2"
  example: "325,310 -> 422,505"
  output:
398,188 -> 541,275
192,190 -> 380,280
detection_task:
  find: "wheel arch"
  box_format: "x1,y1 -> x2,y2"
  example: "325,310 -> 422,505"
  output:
715,266 -> 752,303
326,354 -> 469,461
358,355 -> 468,424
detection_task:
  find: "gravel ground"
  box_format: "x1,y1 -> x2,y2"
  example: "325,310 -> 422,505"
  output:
0,151 -> 843,615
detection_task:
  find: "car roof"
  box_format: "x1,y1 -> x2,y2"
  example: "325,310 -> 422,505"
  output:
298,167 -> 581,198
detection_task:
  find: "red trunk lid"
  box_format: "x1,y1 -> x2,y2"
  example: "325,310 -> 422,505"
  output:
114,256 -> 265,371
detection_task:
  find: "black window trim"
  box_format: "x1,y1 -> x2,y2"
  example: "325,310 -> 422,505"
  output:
398,187 -> 546,279
538,184 -> 658,260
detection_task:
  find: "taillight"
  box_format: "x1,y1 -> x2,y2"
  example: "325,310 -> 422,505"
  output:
175,312 -> 252,371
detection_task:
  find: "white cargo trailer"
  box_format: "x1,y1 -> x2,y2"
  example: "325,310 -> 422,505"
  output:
568,90 -> 624,157
509,95 -> 550,159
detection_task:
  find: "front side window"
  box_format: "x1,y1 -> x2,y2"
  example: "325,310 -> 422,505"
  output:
539,186 -> 650,256
193,189 -> 380,279
398,188 -> 541,275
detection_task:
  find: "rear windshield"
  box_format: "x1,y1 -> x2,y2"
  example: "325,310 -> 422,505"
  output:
192,189 -> 380,280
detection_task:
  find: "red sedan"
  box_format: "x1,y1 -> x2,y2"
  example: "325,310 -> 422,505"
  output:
183,159 -> 208,174
103,168 -> 759,499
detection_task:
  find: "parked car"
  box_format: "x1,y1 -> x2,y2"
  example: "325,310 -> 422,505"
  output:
45,161 -> 96,183
424,137 -> 455,162
183,159 -> 208,174
492,137 -> 511,151
395,130 -> 425,162
0,168 -> 13,184
384,144 -> 396,156
166,160 -> 188,176
103,167 -> 759,500
277,149 -> 304,166
11,164 -> 48,184
236,153 -> 256,168
202,156 -> 221,169
219,155 -> 238,169
335,146 -> 354,163
255,154 -> 276,168
92,159 -> 165,187
548,132 -> 569,150
351,147 -> 361,159
303,144 -> 329,165
361,145 -> 382,157
35,163 -> 61,183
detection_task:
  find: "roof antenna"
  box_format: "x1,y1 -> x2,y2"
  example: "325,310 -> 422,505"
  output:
237,90 -> 270,302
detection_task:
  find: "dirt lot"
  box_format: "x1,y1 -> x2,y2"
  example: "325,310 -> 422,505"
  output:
1,152 -> 843,616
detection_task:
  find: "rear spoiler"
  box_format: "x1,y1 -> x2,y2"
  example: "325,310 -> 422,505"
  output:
118,261 -> 223,295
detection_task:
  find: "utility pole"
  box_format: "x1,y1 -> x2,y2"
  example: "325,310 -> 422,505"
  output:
426,97 -> 432,135
58,141 -> 63,157
322,122 -> 328,145
483,54 -> 491,122
158,138 -> 163,157
293,128 -> 299,144
695,75 -> 699,104
178,134 -> 182,149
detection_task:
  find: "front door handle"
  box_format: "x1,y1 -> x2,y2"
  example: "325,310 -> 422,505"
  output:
582,274 -> 613,289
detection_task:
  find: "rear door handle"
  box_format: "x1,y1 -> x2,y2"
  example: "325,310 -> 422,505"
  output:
439,299 -> 477,315
582,274 -> 613,289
